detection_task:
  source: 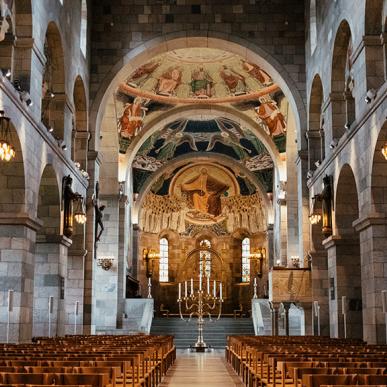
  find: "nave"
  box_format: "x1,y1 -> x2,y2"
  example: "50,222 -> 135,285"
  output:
159,350 -> 244,387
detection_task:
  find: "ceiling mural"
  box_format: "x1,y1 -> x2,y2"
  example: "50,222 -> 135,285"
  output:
131,117 -> 275,195
115,47 -> 287,154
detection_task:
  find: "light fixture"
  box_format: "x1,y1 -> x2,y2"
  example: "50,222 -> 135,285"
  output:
97,257 -> 114,271
382,143 -> 387,160
330,138 -> 339,149
309,213 -> 321,225
2,69 -> 11,78
48,126 -> 54,133
74,196 -> 86,224
344,122 -> 350,130
307,170 -> 314,179
314,160 -> 321,168
61,144 -> 67,150
250,248 -> 266,278
365,88 -> 377,104
74,161 -> 81,168
0,110 -> 15,162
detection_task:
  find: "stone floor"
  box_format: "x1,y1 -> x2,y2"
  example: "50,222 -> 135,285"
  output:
159,349 -> 244,386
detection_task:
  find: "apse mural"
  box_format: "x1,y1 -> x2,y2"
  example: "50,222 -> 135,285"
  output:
139,162 -> 266,235
115,48 -> 287,154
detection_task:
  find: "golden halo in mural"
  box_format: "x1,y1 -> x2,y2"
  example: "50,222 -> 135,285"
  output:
169,163 -> 239,225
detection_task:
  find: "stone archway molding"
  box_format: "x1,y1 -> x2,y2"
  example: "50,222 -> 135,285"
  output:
90,33 -> 307,152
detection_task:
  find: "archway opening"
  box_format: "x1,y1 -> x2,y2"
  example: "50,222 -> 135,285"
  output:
333,164 -> 363,339
72,75 -> 88,170
41,22 -> 66,141
331,20 -> 354,139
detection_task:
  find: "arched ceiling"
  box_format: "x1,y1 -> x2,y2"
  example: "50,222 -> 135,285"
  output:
106,45 -> 293,199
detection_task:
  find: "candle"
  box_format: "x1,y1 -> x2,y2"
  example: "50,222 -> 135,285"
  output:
207,276 -> 210,294
190,278 -> 193,295
213,280 -> 216,297
220,283 -> 222,300
184,281 -> 187,298
199,274 -> 202,291
178,283 -> 181,299
254,277 -> 257,286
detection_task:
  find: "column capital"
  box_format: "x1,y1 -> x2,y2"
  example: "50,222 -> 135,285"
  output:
0,212 -> 43,231
353,212 -> 387,232
322,234 -> 359,249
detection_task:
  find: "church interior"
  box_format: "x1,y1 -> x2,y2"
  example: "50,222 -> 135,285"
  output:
0,0 -> 386,385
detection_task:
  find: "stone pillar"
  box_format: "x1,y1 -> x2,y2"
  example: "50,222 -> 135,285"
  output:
116,194 -> 128,329
267,224 -> 274,268
310,250 -> 330,336
33,235 -> 71,337
65,247 -> 86,335
323,236 -> 363,339
301,302 -> 313,336
94,194 -> 120,330
296,150 -> 310,265
0,216 -> 41,342
381,33 -> 387,81
354,214 -> 387,344
278,198 -> 288,266
83,151 -> 101,334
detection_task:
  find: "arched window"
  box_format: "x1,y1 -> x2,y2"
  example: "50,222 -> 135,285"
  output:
80,0 -> 87,56
199,239 -> 211,278
159,238 -> 168,282
241,238 -> 250,282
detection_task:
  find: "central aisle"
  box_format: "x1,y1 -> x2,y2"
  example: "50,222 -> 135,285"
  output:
159,350 -> 244,386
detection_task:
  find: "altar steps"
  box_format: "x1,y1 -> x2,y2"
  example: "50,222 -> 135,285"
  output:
150,317 -> 255,349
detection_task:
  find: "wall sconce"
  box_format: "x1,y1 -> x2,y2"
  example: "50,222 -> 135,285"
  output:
143,248 -> 160,278
74,196 -> 86,224
97,257 -> 114,271
0,110 -> 15,162
250,248 -> 266,278
382,143 -> 387,161
309,212 -> 321,225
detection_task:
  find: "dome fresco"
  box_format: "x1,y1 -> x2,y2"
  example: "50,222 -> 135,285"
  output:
115,47 -> 287,155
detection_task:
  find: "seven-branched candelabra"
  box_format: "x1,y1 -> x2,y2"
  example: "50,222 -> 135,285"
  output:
177,275 -> 223,351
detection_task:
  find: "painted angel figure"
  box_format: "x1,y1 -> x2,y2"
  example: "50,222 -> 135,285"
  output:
219,65 -> 247,95
241,60 -> 272,86
127,60 -> 160,88
191,66 -> 213,98
156,66 -> 182,96
118,98 -> 146,139
255,97 -> 286,137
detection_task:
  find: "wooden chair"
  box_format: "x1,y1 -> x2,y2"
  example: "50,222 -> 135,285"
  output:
233,304 -> 244,319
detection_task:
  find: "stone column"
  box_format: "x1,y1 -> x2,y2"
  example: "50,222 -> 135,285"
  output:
94,193 -> 120,330
267,224 -> 274,268
82,151 -> 101,334
116,194 -> 128,329
33,235 -> 71,337
0,215 -> 41,342
381,32 -> 387,81
310,250 -> 329,336
323,236 -> 363,339
354,214 -> 387,344
278,198 -> 288,266
296,150 -> 310,265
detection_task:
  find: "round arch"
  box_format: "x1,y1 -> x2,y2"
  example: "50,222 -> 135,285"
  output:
120,104 -> 284,183
132,152 -> 273,225
370,120 -> 387,214
91,33 -> 307,151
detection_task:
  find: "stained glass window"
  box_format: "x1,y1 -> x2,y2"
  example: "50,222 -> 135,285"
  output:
242,237 -> 250,282
199,239 -> 211,278
159,238 -> 168,282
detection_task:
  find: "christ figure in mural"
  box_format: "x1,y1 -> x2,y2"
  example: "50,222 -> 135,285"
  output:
191,66 -> 213,98
180,168 -> 229,217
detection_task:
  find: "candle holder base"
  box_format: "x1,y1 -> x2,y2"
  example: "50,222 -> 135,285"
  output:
190,344 -> 213,352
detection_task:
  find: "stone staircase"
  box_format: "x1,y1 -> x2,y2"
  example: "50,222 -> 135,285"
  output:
150,317 -> 255,348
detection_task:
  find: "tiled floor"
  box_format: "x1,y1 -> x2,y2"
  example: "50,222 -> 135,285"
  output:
159,349 -> 244,386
